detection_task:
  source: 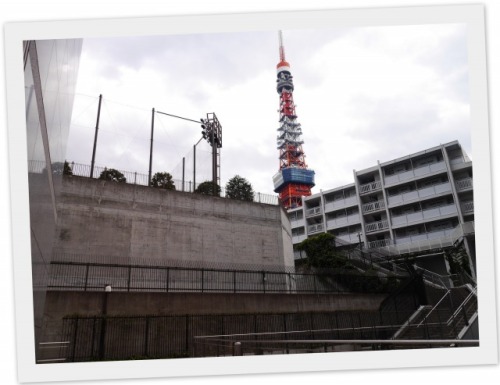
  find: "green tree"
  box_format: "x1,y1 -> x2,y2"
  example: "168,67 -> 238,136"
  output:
99,168 -> 126,183
43,161 -> 73,176
225,175 -> 255,202
150,172 -> 176,190
296,233 -> 349,269
194,181 -> 221,196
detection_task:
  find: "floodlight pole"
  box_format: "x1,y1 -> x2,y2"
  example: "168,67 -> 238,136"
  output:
148,108 -> 155,186
90,94 -> 102,179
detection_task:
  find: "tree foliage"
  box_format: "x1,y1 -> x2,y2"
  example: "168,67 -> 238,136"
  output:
43,161 -> 73,176
99,168 -> 126,183
296,233 -> 349,269
445,244 -> 472,276
150,172 -> 176,190
194,181 -> 221,196
225,175 -> 255,202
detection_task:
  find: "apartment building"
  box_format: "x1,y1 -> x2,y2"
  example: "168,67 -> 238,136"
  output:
289,140 -> 475,275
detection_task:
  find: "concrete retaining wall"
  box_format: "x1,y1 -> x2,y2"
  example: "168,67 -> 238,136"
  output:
45,290 -> 387,318
54,176 -> 293,269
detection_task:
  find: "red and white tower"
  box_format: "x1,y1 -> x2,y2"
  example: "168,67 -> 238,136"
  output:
272,31 -> 315,209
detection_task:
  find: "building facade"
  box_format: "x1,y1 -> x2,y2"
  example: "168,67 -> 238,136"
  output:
24,39 -> 83,352
288,141 -> 475,275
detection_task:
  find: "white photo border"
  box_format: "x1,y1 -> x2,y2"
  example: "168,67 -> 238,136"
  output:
4,4 -> 497,383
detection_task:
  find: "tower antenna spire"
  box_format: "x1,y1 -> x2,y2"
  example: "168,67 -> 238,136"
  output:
272,31 -> 315,209
279,30 -> 286,62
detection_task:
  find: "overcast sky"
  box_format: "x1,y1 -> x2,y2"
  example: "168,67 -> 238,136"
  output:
67,24 -> 471,195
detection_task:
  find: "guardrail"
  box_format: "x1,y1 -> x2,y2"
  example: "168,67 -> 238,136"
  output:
47,261 -> 403,295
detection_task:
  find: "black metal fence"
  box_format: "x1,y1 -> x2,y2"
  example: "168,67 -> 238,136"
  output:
47,260 -> 404,295
58,306 -> 476,362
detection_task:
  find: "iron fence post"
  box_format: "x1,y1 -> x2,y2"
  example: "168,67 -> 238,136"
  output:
144,317 -> 150,358
84,264 -> 89,291
127,265 -> 132,292
71,318 -> 78,362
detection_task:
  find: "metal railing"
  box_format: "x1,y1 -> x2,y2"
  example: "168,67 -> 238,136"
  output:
307,223 -> 324,234
461,201 -> 474,214
365,220 -> 389,233
362,200 -> 385,213
28,160 -> 279,206
305,206 -> 322,217
59,308 -> 478,362
367,239 -> 393,249
455,178 -> 473,191
47,261 -> 403,295
359,181 -> 382,195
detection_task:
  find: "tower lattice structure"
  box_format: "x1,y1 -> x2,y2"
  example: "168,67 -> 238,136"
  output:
272,31 -> 315,209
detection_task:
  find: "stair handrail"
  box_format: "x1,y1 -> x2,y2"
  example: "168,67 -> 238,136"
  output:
417,289 -> 451,327
413,266 -> 449,288
446,286 -> 477,325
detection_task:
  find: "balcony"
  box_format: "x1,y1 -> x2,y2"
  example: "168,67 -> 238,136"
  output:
292,234 -> 307,244
455,178 -> 473,192
307,223 -> 324,235
450,160 -> 473,172
290,218 -> 305,228
391,203 -> 458,228
336,233 -> 361,244
324,196 -> 357,212
326,213 -> 361,230
305,206 -> 322,218
384,161 -> 447,186
362,200 -> 386,214
387,181 -> 452,208
359,181 -> 382,195
461,201 -> 474,214
367,238 -> 393,249
365,220 -> 389,233
371,222 -> 474,254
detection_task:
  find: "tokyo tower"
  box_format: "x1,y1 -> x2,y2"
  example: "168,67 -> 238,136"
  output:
272,31 -> 315,209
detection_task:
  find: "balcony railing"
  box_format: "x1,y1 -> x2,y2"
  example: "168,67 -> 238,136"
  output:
391,204 -> 458,228
307,223 -> 324,234
387,181 -> 452,207
367,239 -> 393,249
324,196 -> 358,212
362,200 -> 386,214
292,234 -> 307,244
373,222 -> 475,255
365,220 -> 389,233
384,161 -> 446,186
305,206 -> 322,217
461,201 -> 474,214
455,178 -> 473,192
326,213 -> 360,230
359,181 -> 382,195
290,218 -> 305,228
336,233 -> 361,244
